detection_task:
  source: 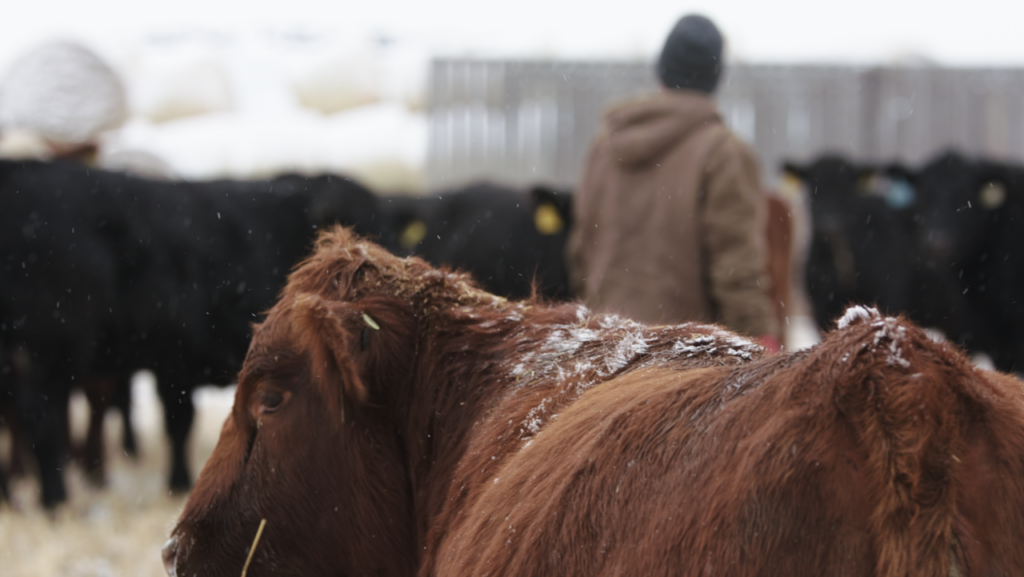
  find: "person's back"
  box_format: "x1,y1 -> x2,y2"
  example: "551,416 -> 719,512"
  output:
567,14 -> 780,348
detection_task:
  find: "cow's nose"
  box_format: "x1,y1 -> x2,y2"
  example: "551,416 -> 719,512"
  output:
162,536 -> 179,577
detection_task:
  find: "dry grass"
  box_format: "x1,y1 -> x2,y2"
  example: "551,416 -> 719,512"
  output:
0,373 -> 235,577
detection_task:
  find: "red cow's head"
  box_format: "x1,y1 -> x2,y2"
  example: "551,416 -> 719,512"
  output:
163,228 -> 422,577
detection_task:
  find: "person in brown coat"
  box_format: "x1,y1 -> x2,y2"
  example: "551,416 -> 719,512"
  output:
567,14 -> 781,350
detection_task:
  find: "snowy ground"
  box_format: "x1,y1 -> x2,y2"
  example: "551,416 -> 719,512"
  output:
0,374 -> 235,577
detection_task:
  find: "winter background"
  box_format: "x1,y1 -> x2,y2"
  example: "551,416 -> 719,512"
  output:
3,0 -> 1024,189
2,1 -> 1024,575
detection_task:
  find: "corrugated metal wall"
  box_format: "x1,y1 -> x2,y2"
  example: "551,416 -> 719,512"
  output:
426,59 -> 1024,189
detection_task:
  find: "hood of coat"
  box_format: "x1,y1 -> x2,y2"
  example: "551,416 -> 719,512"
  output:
605,90 -> 720,167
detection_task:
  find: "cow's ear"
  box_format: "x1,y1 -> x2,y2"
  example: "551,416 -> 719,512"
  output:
777,164 -> 806,202
781,161 -> 807,181
291,293 -> 417,423
349,295 -> 418,393
292,293 -> 369,422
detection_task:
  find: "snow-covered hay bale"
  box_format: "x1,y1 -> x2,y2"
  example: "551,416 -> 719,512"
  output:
130,53 -> 233,123
0,41 -> 127,145
102,101 -> 426,189
291,46 -> 381,115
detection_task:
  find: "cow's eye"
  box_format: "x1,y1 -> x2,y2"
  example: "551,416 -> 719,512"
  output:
259,390 -> 286,413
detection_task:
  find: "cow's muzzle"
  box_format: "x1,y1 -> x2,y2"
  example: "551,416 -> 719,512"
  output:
162,536 -> 179,577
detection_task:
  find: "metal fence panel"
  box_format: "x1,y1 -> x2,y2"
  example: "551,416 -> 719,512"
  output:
426,60 -> 1024,190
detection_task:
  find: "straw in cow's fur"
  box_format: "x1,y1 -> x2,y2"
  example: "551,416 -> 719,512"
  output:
240,518 -> 267,577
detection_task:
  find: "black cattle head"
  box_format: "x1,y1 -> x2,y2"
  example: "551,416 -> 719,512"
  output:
914,151 -> 1007,266
783,156 -> 878,234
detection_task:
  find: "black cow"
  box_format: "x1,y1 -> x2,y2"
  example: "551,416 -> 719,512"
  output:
381,182 -> 574,300
0,160 -> 386,506
1,161 -> 122,506
0,345 -> 14,504
784,156 -> 922,330
914,151 -> 1024,373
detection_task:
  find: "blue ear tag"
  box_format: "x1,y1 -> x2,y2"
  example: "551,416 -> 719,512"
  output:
886,180 -> 916,210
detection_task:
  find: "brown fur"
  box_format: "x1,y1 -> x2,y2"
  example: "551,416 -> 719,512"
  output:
766,193 -> 793,344
166,226 -> 1024,577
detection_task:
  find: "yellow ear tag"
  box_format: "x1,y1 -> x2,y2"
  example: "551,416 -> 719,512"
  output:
362,313 -> 380,330
979,182 -> 1006,210
534,202 -> 564,235
778,172 -> 804,201
400,220 -> 427,250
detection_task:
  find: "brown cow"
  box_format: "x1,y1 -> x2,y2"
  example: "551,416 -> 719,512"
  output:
164,226 -> 1024,577
765,192 -> 793,346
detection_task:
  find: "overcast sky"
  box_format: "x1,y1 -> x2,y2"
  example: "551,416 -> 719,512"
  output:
3,0 -> 1024,70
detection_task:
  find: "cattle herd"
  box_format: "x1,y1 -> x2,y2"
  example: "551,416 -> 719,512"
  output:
0,158 -> 573,509
1,150 -> 1023,575
790,151 -> 1024,375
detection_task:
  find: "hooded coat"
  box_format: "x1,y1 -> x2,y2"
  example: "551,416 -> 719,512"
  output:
567,89 -> 778,338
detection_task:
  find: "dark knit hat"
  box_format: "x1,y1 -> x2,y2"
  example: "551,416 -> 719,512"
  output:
656,15 -> 724,94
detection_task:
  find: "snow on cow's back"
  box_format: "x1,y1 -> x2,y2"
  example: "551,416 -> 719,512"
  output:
832,305 -> 913,368
824,304 -> 970,374
501,303 -> 766,443
836,304 -> 877,330
500,302 -> 983,463
442,303 -> 1024,576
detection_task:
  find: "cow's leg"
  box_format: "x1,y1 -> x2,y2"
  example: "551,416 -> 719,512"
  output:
3,349 -> 29,478
0,456 -> 8,504
0,389 -> 26,479
0,417 -> 9,505
0,392 -> 21,506
81,375 -> 116,487
12,345 -> 72,508
158,381 -> 194,493
116,372 -> 138,458
0,375 -> 10,502
6,409 -> 27,478
19,370 -> 69,508
60,392 -> 77,472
